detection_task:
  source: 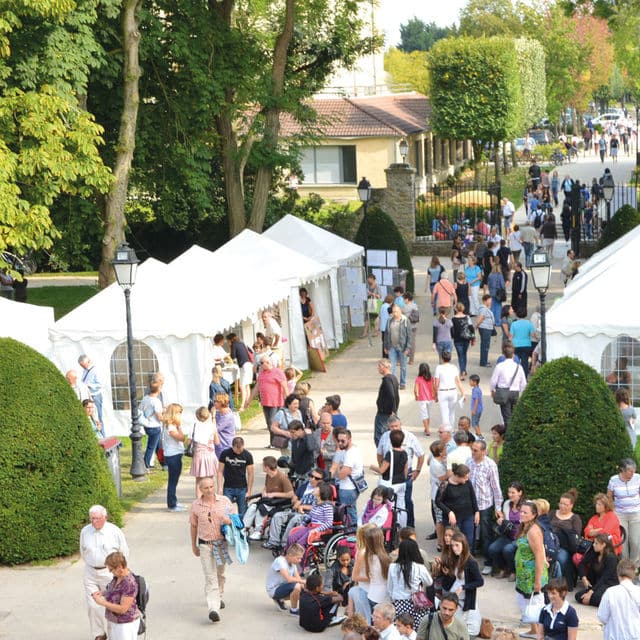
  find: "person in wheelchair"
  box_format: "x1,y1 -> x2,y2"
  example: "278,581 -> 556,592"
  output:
262,468 -> 325,551
287,482 -> 335,548
244,456 -> 294,541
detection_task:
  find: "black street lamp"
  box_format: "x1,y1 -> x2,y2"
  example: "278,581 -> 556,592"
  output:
601,171 -> 615,224
111,242 -> 146,481
530,249 -> 551,365
399,138 -> 409,164
636,103 -> 639,181
358,177 -> 372,345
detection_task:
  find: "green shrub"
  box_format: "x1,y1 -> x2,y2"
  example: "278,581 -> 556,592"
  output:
500,357 -> 633,519
354,205 -> 415,293
0,338 -> 122,564
598,203 -> 640,250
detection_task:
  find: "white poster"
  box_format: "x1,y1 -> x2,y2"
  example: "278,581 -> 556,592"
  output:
372,267 -> 383,283
386,251 -> 398,268
382,269 -> 394,286
367,249 -> 387,267
351,306 -> 365,326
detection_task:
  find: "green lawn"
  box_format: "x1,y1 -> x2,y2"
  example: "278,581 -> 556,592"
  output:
27,285 -> 97,320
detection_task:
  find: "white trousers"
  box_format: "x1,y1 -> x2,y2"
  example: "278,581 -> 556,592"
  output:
107,619 -> 139,640
199,543 -> 226,613
243,502 -> 268,532
83,566 -> 111,638
438,389 -> 458,427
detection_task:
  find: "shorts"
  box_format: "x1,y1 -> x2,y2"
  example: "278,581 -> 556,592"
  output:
417,400 -> 434,421
504,216 -> 512,230
432,499 -> 443,524
471,412 -> 482,428
272,582 -> 297,600
239,361 -> 253,386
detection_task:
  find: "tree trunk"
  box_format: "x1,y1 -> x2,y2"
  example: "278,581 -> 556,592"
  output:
98,0 -> 142,289
502,141 -> 509,174
247,0 -> 295,232
472,141 -> 483,187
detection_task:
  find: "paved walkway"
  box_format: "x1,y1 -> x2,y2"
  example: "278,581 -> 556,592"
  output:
0,247 -> 606,639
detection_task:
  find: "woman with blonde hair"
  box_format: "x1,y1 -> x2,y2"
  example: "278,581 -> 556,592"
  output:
347,525 -> 391,623
162,403 -> 187,512
91,551 -> 140,639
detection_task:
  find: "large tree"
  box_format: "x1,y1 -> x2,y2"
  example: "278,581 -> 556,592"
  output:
398,17 -> 450,52
384,48 -> 430,94
0,0 -> 112,274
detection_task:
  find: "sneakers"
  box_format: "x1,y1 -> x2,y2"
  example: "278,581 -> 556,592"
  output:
399,384 -> 406,390
425,532 -> 438,540
249,529 -> 262,541
273,599 -> 287,612
168,504 -> 187,512
289,607 -> 299,616
329,615 -> 347,626
482,566 -> 492,576
208,610 -> 220,622
220,600 -> 225,609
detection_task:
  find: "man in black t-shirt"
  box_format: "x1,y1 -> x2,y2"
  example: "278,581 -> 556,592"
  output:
217,437 -> 254,517
299,573 -> 342,632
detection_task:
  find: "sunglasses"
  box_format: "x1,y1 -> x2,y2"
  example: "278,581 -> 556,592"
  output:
311,475 -> 323,481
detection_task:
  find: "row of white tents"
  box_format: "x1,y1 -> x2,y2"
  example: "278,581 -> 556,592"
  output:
1,216 -> 364,435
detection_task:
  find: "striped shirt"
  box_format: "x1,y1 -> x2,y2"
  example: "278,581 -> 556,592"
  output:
468,456 -> 503,511
307,502 -> 334,532
607,473 -> 640,514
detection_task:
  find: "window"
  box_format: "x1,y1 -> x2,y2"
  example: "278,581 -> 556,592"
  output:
601,335 -> 640,405
110,341 -> 159,410
300,146 -> 356,184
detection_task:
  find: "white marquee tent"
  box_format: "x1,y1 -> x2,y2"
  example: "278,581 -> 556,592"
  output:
263,214 -> 364,346
0,297 -> 54,355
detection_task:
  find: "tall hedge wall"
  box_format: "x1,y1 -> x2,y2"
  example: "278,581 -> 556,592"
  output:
0,338 -> 122,564
499,357 -> 633,518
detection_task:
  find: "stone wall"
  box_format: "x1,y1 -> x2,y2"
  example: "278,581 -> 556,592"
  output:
372,163 -> 416,247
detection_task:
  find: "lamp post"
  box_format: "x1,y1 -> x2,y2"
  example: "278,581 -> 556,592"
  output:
601,171 -> 615,224
111,242 -> 146,481
636,103 -> 639,182
399,138 -> 409,164
358,177 -> 372,346
529,248 -> 551,365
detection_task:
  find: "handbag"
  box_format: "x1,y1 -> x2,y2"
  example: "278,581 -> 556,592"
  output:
270,408 -> 290,449
478,618 -> 494,639
461,317 -> 475,341
184,423 -> 196,457
495,287 -> 506,302
493,363 -> 521,406
367,297 -> 378,314
576,537 -> 593,555
411,588 -> 433,611
521,592 -> 544,624
349,474 -> 368,494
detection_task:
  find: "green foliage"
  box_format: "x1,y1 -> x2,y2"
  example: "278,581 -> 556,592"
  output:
459,0 -> 525,36
428,36 -> 523,149
384,48 -> 430,94
354,206 -> 415,293
398,17 -> 451,52
515,39 -> 547,128
599,204 -> 640,249
0,338 -> 121,564
415,200 -> 485,236
500,357 -> 633,518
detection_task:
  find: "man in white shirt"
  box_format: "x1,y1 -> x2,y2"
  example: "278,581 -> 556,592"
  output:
501,197 -> 516,237
79,505 -> 129,640
330,428 -> 364,525
446,431 -> 472,470
597,559 -> 640,640
372,603 -> 402,640
376,415 -> 425,527
436,424 -> 456,455
490,344 -> 527,427
65,369 -> 91,401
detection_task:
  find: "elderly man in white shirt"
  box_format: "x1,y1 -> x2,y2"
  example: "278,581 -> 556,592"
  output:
490,343 -> 527,428
597,558 -> 640,640
79,505 -> 129,640
376,415 -> 425,528
65,369 -> 91,401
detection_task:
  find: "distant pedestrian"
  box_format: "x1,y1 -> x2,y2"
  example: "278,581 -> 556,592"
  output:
217,436 -> 254,518
78,354 -> 104,424
162,403 -> 187,512
374,359 -> 399,445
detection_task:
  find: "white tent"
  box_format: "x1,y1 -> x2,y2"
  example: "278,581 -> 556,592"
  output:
263,215 -> 364,346
0,297 -> 54,355
547,229 -> 640,377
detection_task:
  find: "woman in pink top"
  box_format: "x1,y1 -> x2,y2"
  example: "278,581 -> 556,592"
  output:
431,277 -> 457,316
414,363 -> 436,436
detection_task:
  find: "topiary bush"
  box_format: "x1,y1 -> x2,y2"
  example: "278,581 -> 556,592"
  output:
0,338 -> 122,564
355,205 -> 415,293
499,357 -> 633,519
598,203 -> 640,250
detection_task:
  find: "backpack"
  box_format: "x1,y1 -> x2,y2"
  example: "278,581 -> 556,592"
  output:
408,307 -> 420,324
540,525 -> 560,563
533,211 -> 543,229
132,572 -> 149,635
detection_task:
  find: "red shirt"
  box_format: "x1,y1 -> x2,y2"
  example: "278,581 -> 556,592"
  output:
257,368 -> 286,407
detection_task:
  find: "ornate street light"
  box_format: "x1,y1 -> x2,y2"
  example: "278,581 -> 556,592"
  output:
530,249 -> 551,364
357,177 -> 372,346
601,171 -> 615,223
399,138 -> 409,164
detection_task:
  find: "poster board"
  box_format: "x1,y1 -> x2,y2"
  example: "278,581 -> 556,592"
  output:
339,265 -> 367,327
366,250 -> 398,268
304,315 -> 329,359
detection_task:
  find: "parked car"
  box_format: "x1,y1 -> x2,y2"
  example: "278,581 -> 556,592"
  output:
592,113 -> 622,126
529,129 -> 554,145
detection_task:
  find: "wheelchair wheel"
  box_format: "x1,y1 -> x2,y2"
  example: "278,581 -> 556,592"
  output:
323,531 -> 356,568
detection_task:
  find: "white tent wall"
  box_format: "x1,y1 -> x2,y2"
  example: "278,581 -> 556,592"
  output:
547,332 -> 609,371
0,297 -> 54,355
328,268 -> 344,345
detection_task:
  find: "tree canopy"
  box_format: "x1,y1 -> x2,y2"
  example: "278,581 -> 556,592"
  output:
398,17 -> 451,52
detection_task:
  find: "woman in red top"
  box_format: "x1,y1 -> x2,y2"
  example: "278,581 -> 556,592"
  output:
573,493 -> 622,567
414,363 -> 436,436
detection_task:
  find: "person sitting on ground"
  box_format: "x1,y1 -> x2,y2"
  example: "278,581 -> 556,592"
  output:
575,534 -> 619,607
266,543 -> 306,614
580,493 -> 621,558
323,545 -> 355,608
299,572 -> 344,632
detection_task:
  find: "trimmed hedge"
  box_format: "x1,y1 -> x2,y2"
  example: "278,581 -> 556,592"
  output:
598,203 -> 640,250
355,205 -> 415,293
499,357 -> 633,519
0,338 -> 122,564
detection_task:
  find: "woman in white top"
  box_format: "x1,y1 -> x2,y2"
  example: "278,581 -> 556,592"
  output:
607,458 -> 640,563
189,406 -> 220,496
387,539 -> 433,627
347,525 -> 390,623
434,350 -> 465,427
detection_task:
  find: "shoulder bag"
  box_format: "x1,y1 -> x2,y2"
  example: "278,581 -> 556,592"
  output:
184,423 -> 196,457
493,363 -> 521,406
349,474 -> 368,494
461,316 -> 475,341
270,409 -> 290,450
411,582 -> 433,611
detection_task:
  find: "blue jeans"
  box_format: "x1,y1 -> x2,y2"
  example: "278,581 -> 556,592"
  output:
454,340 -> 469,375
514,346 -> 531,377
479,328 -> 492,366
491,300 -> 502,329
477,507 -> 496,563
523,242 -> 534,267
374,413 -> 390,446
339,488 -> 358,527
457,515 -> 475,547
436,340 -> 453,360
388,346 -> 407,386
144,427 -> 162,468
487,536 -> 517,571
405,474 -> 415,528
165,453 -> 183,508
224,487 -> 248,518
556,548 -> 576,587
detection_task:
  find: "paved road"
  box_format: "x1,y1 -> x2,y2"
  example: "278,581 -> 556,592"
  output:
0,252 -> 605,639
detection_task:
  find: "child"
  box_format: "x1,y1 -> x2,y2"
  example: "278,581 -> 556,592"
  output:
189,406 -> 220,497
287,482 -> 334,550
340,613 -> 367,637
323,546 -> 354,607
414,363 -> 436,436
162,403 -> 186,512
395,612 -> 417,640
299,573 -> 344,632
265,544 -> 306,614
285,366 -> 303,394
469,374 -> 483,436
